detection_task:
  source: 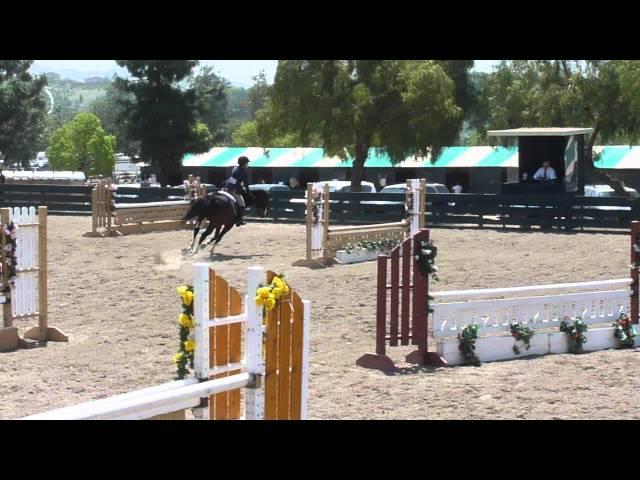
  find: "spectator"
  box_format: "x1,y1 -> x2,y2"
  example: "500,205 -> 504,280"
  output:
452,182 -> 463,194
183,174 -> 200,201
0,169 -> 5,184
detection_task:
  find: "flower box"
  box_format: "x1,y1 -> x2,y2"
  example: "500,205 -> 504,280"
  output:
335,248 -> 394,264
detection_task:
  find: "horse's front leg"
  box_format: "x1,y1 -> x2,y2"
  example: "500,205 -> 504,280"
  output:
187,220 -> 202,255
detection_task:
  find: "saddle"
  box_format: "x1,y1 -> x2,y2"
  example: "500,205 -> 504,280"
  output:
217,190 -> 239,217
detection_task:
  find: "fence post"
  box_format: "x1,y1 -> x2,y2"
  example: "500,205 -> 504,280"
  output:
356,253 -> 397,371
92,186 -> 98,234
405,228 -> 449,367
1,208 -> 12,328
38,206 -> 48,341
192,262 -> 211,420
322,183 -> 330,263
410,230 -> 428,355
419,178 -> 426,230
305,183 -> 313,262
631,221 -> 640,324
245,266 -> 265,420
376,255 -> 388,356
0,207 -> 19,352
301,299 -> 311,420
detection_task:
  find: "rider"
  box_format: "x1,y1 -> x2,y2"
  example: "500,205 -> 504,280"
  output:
223,156 -> 250,226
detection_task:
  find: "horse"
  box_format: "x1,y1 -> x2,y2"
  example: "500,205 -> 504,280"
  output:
183,188 -> 270,255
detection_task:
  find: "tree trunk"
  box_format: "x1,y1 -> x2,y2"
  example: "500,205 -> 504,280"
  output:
351,134 -> 370,193
584,123 -> 629,197
154,155 -> 183,187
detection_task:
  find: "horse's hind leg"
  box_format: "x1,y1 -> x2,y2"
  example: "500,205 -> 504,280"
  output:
210,224 -> 234,255
204,225 -> 221,246
194,223 -> 215,254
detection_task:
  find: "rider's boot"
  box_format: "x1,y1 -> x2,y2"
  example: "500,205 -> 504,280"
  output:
236,207 -> 247,226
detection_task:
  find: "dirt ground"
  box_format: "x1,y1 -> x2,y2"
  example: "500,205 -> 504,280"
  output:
2,217 -> 640,420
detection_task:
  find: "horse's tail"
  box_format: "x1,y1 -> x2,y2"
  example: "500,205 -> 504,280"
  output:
183,197 -> 208,221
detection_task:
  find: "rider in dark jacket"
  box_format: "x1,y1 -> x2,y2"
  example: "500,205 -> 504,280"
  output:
223,156 -> 250,226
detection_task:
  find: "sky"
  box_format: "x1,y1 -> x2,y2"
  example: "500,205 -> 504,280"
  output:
32,60 -> 500,87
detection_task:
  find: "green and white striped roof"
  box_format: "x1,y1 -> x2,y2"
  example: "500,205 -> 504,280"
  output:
593,146 -> 640,169
182,146 -> 640,169
183,147 -> 519,168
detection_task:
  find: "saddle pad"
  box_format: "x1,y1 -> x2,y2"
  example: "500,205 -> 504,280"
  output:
219,191 -> 236,203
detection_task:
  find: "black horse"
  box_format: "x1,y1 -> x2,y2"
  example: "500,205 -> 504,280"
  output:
183,189 -> 270,255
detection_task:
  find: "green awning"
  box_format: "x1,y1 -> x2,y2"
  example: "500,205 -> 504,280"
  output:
183,145 -> 640,169
183,146 -> 519,168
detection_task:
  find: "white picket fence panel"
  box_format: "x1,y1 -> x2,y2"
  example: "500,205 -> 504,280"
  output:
7,206 -> 40,318
432,279 -> 633,338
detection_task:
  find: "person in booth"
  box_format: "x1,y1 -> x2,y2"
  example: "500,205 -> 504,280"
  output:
533,161 -> 557,182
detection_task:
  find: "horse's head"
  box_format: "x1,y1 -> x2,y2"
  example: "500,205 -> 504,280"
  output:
243,189 -> 270,218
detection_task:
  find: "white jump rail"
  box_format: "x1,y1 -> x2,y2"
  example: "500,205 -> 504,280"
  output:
431,278 -> 639,365
22,265 -> 311,420
113,200 -> 190,209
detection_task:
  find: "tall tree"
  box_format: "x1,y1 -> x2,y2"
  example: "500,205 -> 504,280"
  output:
0,60 -> 48,168
89,83 -> 140,156
191,66 -> 230,144
114,60 -> 211,185
470,60 -> 640,195
231,119 -> 320,147
46,112 -> 116,175
246,71 -> 270,120
261,60 -> 466,191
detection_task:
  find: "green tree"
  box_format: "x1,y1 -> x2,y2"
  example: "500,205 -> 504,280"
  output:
247,71 -> 270,120
261,60 -> 466,191
226,86 -> 250,129
46,112 -> 116,175
0,60 -> 48,167
44,91 -> 78,145
231,120 -> 314,147
114,60 -> 210,185
89,84 -> 140,156
231,121 -> 259,145
470,60 -> 640,195
191,66 -> 230,144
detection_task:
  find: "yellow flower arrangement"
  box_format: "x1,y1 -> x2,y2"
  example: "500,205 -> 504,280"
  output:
182,290 -> 194,306
184,339 -> 196,352
255,274 -> 290,312
177,286 -> 194,306
175,284 -> 196,379
178,313 -> 192,328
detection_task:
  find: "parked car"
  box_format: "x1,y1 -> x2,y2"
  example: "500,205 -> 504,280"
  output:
313,180 -> 376,193
584,184 -> 639,202
364,183 -> 453,207
580,184 -> 639,220
500,184 -> 639,227
289,181 -> 376,207
249,183 -> 291,193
